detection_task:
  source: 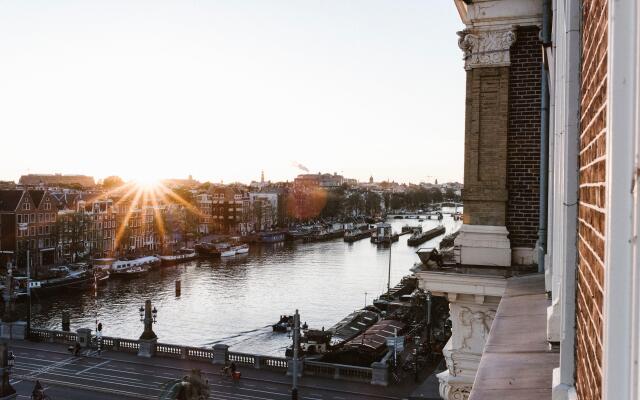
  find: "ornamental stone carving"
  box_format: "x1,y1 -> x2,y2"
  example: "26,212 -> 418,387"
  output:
457,28 -> 517,70
460,307 -> 495,353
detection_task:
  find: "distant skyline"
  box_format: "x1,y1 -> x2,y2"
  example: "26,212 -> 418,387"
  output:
0,1 -> 465,184
11,170 -> 460,186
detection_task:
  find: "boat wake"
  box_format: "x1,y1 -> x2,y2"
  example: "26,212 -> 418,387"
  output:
205,324 -> 291,356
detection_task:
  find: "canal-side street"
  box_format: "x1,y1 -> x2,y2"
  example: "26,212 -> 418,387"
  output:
29,215 -> 461,356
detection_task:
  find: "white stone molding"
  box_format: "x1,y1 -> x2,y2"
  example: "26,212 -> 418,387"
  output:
457,28 -> 517,70
417,271 -> 506,399
454,224 -> 512,267
454,0 -> 543,30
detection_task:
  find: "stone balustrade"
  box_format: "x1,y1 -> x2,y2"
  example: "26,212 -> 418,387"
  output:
26,327 -> 389,386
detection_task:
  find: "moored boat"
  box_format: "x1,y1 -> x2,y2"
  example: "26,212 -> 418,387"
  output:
344,225 -> 375,243
159,249 -> 197,266
370,223 -> 399,244
407,225 -> 446,246
28,268 -> 94,295
220,247 -> 236,257
233,244 -> 249,254
272,315 -> 294,332
258,231 -> 286,243
110,264 -> 150,278
111,256 -> 160,271
194,242 -> 222,258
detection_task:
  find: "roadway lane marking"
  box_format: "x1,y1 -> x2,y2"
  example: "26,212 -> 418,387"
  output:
12,366 -> 166,392
76,359 -> 111,375
11,355 -> 79,385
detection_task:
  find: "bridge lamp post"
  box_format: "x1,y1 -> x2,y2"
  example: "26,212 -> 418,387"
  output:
139,300 -> 158,338
288,309 -> 301,400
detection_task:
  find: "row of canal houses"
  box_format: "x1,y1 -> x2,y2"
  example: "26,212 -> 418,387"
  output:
0,184 -> 285,272
0,188 -> 183,271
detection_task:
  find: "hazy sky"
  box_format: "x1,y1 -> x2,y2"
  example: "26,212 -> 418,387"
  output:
0,0 -> 465,184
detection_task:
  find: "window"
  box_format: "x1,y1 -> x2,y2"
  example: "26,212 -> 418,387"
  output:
38,213 -> 43,223
29,214 -> 35,223
23,202 -> 30,210
29,227 -> 35,236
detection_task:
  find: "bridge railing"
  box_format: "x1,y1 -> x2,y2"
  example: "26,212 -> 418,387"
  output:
304,360 -> 373,383
26,328 -> 385,385
29,328 -> 77,345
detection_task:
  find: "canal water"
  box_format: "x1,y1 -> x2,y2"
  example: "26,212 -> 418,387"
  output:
33,214 -> 461,356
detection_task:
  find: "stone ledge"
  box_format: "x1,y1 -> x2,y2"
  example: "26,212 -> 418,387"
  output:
469,274 -> 558,400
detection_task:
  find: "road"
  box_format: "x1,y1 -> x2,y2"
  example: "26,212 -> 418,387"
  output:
8,344 -> 404,400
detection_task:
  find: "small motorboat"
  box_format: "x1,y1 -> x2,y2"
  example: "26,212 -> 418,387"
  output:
220,248 -> 236,257
110,264 -> 150,278
232,244 -> 249,254
272,315 -> 294,332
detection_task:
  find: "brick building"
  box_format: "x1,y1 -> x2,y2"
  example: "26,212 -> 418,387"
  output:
209,186 -> 251,235
0,190 -> 58,272
415,0 -> 640,399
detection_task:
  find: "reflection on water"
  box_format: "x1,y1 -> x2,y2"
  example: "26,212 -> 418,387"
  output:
33,215 -> 461,356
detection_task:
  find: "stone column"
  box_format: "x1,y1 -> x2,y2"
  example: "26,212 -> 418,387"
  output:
416,270 -> 506,399
454,27 -> 517,267
212,343 -> 229,365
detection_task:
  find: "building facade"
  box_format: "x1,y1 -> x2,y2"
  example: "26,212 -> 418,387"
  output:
419,0 -> 640,399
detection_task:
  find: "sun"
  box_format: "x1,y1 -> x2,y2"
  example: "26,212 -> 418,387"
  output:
133,176 -> 161,190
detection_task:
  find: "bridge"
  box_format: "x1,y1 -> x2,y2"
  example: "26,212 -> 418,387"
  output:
387,203 -> 463,219
0,328 -> 429,399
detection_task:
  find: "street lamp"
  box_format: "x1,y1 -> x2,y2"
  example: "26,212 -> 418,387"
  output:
139,300 -> 158,341
288,309 -> 301,400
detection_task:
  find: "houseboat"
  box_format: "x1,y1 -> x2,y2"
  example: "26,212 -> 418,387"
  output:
158,248 -> 197,266
344,225 -> 375,243
407,225 -> 446,247
258,231 -> 286,243
111,256 -> 160,272
370,223 -> 399,244
20,266 -> 94,296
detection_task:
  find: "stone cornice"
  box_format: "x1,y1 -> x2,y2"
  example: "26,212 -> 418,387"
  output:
416,270 -> 508,298
454,0 -> 543,30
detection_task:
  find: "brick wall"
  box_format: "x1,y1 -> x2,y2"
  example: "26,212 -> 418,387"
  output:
463,66 -> 510,227
576,0 -> 608,398
506,26 -> 542,250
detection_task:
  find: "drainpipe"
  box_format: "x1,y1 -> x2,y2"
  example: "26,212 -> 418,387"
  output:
538,0 -> 552,273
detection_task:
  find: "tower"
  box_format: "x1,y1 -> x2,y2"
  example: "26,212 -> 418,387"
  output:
261,170 -> 265,184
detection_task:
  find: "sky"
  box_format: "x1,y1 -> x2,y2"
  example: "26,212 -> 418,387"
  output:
0,0 -> 465,185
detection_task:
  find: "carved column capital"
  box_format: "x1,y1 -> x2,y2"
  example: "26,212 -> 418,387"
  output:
457,28 -> 517,70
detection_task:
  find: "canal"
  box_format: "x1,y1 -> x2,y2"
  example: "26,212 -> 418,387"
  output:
32,215 -> 461,356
